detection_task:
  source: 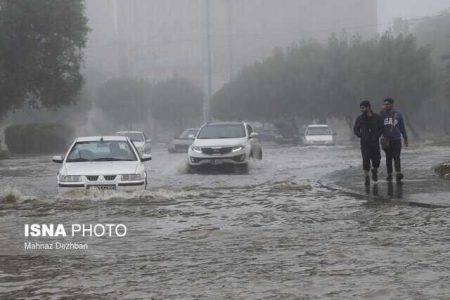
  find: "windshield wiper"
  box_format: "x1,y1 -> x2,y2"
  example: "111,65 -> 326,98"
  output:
92,158 -> 135,161
66,158 -> 91,162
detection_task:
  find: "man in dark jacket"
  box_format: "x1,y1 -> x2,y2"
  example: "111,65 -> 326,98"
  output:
379,98 -> 408,182
354,100 -> 383,185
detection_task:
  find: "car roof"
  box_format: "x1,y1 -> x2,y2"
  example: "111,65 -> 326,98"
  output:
75,136 -> 129,142
307,124 -> 329,128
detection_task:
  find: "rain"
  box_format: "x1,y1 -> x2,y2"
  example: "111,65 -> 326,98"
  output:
1,1 -> 450,299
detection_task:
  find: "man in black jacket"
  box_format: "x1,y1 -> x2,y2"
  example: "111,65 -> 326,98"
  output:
353,100 -> 383,185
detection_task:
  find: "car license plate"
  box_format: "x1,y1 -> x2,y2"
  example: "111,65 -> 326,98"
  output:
87,185 -> 116,190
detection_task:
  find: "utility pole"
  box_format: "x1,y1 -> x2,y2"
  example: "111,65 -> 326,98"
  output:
203,0 -> 212,122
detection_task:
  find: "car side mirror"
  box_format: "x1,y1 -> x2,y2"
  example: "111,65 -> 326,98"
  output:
188,134 -> 195,140
249,132 -> 259,138
141,154 -> 152,162
52,155 -> 63,163
145,139 -> 151,143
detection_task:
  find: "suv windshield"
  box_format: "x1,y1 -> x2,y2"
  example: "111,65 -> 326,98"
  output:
66,141 -> 137,162
197,124 -> 246,139
306,127 -> 332,136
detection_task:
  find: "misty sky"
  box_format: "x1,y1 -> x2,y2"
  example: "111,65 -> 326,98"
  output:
378,0 -> 450,32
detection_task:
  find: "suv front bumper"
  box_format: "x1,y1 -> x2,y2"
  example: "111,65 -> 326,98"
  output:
188,153 -> 247,166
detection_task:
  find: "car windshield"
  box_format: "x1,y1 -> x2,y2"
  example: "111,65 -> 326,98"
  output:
178,130 -> 197,139
66,141 -> 137,162
197,124 -> 246,139
306,127 -> 332,135
116,132 -> 144,142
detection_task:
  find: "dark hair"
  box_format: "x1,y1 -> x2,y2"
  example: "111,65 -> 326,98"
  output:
384,98 -> 394,104
359,100 -> 371,108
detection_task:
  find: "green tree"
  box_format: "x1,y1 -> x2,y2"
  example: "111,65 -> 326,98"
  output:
0,0 -> 88,119
212,32 -> 435,138
96,78 -> 153,129
414,11 -> 450,134
370,33 -> 435,138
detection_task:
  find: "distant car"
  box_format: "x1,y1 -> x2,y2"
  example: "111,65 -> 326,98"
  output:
255,129 -> 284,143
115,131 -> 151,154
52,136 -> 152,193
168,128 -> 199,153
303,124 -> 335,145
187,121 -> 262,171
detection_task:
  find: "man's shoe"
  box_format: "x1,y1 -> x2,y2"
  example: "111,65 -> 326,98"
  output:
371,169 -> 378,182
364,176 -> 370,186
396,173 -> 404,182
386,174 -> 392,181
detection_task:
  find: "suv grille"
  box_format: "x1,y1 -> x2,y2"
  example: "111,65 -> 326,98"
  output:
86,176 -> 99,181
202,147 -> 232,155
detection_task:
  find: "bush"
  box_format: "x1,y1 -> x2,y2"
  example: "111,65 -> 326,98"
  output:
4,123 -> 74,154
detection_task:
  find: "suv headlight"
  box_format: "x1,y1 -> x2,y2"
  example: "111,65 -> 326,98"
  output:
121,174 -> 143,181
59,175 -> 82,182
191,146 -> 202,153
232,145 -> 245,152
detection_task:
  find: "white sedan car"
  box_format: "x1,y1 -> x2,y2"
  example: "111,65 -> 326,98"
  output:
115,131 -> 151,155
53,136 -> 151,193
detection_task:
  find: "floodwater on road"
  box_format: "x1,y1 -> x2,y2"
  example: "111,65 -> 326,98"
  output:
1,143 -> 449,299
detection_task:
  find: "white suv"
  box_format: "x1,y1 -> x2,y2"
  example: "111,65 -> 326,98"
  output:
187,122 -> 262,171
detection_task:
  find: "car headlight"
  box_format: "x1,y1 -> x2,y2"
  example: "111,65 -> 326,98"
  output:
121,174 -> 143,181
59,175 -> 82,182
191,146 -> 202,153
232,145 -> 245,152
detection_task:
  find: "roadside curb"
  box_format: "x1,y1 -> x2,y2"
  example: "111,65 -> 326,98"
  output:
317,180 -> 449,209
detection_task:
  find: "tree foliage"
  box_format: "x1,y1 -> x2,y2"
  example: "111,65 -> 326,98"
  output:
95,77 -> 203,131
413,10 -> 450,134
151,77 -> 203,131
96,78 -> 153,128
212,33 -> 436,134
0,0 -> 89,119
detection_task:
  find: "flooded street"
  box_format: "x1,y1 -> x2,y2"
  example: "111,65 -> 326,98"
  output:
1,143 -> 450,299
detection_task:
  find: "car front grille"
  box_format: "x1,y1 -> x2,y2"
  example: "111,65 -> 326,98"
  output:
104,175 -> 116,181
86,176 -> 99,181
201,147 -> 232,155
190,154 -> 245,163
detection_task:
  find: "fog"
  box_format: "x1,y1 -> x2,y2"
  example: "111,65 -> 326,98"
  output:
3,0 -> 450,144
378,0 -> 450,32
